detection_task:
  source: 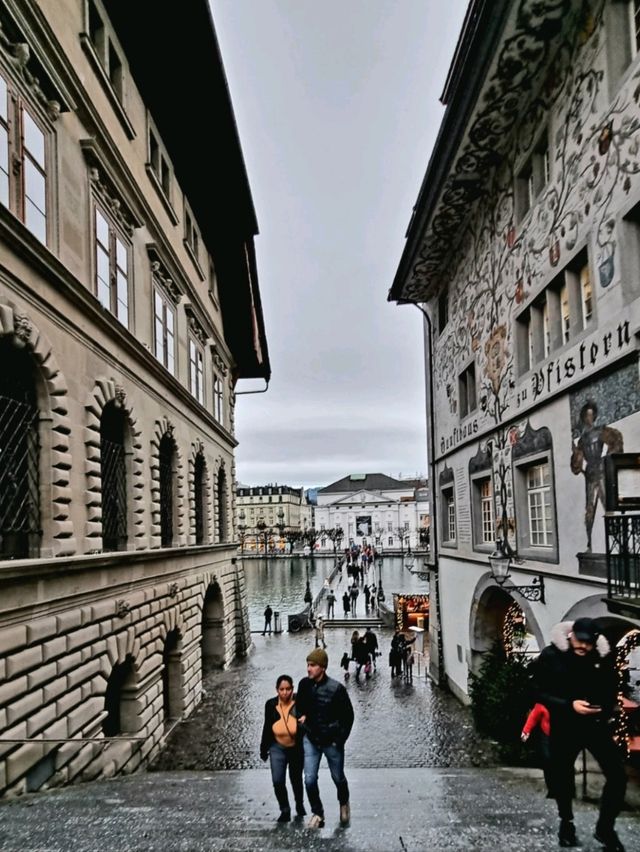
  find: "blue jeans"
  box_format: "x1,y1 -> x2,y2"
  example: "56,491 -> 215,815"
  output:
269,743 -> 303,814
303,735 -> 349,816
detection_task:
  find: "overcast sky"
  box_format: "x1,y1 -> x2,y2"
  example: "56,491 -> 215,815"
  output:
211,0 -> 467,489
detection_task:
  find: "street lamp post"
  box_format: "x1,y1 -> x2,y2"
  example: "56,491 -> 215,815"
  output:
237,509 -> 247,554
275,508 -> 286,553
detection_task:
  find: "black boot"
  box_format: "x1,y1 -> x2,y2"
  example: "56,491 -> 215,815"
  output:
558,819 -> 579,848
594,823 -> 625,852
273,782 -> 291,822
295,800 -> 307,817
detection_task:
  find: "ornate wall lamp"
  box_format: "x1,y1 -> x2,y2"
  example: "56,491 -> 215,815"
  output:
489,539 -> 546,603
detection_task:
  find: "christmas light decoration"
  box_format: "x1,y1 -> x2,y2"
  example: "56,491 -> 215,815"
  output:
613,629 -> 640,756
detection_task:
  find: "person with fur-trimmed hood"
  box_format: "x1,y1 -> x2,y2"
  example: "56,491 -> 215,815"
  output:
533,617 -> 627,851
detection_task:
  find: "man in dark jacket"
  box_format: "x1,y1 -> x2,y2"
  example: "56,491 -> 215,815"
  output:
296,648 -> 354,828
533,617 -> 626,851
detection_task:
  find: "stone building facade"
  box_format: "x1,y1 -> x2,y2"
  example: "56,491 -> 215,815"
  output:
0,1 -> 269,796
236,484 -> 308,552
391,0 -> 640,700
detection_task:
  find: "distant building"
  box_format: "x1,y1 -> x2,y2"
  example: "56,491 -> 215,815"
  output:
315,473 -> 429,553
0,1 -> 269,796
236,484 -> 307,552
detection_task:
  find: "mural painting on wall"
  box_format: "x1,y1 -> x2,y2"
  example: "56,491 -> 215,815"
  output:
434,0 -> 640,457
469,420 -> 552,556
569,362 -> 640,550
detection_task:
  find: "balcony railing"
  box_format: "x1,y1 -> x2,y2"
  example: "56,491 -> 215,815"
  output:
605,514 -> 640,614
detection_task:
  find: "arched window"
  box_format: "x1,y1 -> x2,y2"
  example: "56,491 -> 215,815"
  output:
159,433 -> 176,547
194,453 -> 206,545
102,656 -> 136,736
100,401 -> 127,552
0,338 -> 40,558
216,466 -> 227,543
201,583 -> 224,669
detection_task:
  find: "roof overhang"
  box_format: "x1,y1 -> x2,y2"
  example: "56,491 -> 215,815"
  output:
108,1 -> 270,380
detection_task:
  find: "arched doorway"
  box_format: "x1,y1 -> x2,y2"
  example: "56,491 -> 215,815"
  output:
162,628 -> 183,724
102,655 -> 138,736
0,337 -> 40,558
201,583 -> 225,670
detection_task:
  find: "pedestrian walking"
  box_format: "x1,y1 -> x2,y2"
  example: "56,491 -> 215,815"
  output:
533,617 -> 627,851
340,651 -> 351,679
296,648 -> 354,828
363,584 -> 371,610
259,674 -> 306,822
349,584 -> 359,616
314,615 -> 327,650
352,635 -> 370,680
363,626 -> 379,670
521,702 -> 552,796
326,590 -> 336,619
342,591 -> 350,617
262,605 -> 273,636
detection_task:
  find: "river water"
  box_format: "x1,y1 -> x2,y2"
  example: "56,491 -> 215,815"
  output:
242,554 -> 429,631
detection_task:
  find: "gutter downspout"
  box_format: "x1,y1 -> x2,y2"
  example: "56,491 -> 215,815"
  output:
409,301 -> 445,689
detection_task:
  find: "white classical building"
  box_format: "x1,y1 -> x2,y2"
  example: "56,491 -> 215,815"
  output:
315,473 -> 429,554
390,0 -> 640,703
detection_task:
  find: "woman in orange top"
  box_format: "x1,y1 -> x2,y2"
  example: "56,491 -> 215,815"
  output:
260,674 -> 305,822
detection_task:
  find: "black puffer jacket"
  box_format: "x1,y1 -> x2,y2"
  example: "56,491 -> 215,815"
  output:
295,674 -> 354,747
532,621 -> 618,732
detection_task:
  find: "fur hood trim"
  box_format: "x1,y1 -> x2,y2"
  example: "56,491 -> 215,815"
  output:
550,621 -> 610,657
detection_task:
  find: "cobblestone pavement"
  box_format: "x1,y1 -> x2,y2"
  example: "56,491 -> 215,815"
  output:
1,767 -> 638,851
152,628 -> 500,771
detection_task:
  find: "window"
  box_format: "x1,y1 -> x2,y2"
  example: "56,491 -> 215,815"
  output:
441,485 -> 456,545
149,130 -> 170,198
216,466 -> 228,543
513,452 -> 558,562
516,249 -> 592,374
516,131 -> 550,221
185,210 -> 199,258
605,1 -> 640,95
86,0 -> 124,101
472,476 -> 495,550
459,363 -> 477,419
213,374 -> 224,424
159,433 -> 176,547
437,291 -> 448,334
95,206 -> 130,326
153,288 -> 175,374
0,71 -> 49,244
100,400 -> 128,552
387,521 -> 392,532
189,338 -> 204,405
388,536 -> 393,546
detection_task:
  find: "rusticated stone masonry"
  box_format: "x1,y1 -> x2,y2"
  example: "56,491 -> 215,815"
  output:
83,379 -> 147,553
0,303 -> 76,557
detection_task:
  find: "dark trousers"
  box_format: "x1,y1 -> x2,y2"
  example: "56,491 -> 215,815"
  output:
269,743 -> 304,814
303,736 -> 349,817
262,618 -> 272,635
550,723 -> 627,828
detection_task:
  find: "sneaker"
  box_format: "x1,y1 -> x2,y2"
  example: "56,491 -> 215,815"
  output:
594,826 -> 626,852
307,814 -> 324,829
277,810 -> 291,823
339,803 -> 351,825
559,819 -> 579,848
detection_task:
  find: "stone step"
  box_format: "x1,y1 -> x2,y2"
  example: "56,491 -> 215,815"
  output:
323,617 -> 383,628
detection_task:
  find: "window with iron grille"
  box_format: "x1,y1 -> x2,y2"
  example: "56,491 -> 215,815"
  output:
159,433 -> 175,547
213,374 -> 224,424
100,401 -> 127,552
194,452 -> 206,545
216,466 -> 227,543
0,339 -> 40,558
95,205 -> 130,327
0,69 -> 49,244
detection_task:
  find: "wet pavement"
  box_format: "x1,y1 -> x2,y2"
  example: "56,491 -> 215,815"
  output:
1,767 -> 639,851
152,624 -> 499,772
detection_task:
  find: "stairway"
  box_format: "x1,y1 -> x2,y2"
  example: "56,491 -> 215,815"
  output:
323,616 -> 383,628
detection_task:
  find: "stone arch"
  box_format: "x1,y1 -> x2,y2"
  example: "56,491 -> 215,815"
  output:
188,440 -> 213,545
0,303 -> 75,556
149,417 -> 186,548
84,379 -> 146,553
160,606 -> 186,724
97,624 -> 143,735
468,572 -> 544,677
201,578 -> 226,669
562,594 -> 637,646
213,457 -> 230,543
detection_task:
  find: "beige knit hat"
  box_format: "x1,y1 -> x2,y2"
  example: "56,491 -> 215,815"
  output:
306,648 -> 328,668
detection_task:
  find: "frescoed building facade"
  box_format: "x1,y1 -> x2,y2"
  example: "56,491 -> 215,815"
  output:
0,1 -> 269,795
391,0 -> 640,702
